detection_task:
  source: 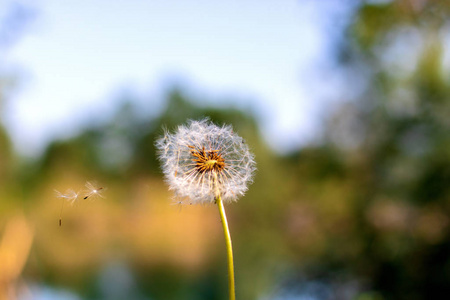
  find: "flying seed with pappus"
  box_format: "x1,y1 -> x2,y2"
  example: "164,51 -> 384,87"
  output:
54,189 -> 80,227
83,181 -> 105,200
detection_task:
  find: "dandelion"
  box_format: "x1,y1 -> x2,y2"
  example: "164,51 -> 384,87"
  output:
156,118 -> 256,204
156,118 -> 256,300
55,189 -> 80,226
83,181 -> 105,200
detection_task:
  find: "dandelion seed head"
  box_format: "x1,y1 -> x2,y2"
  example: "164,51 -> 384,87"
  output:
156,118 -> 256,204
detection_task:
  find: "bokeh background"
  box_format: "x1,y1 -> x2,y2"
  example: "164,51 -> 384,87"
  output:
1,1 -> 450,299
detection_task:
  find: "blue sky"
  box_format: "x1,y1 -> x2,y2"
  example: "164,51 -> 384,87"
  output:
2,0 -> 342,155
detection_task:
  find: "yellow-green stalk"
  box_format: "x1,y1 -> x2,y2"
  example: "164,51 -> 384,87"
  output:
216,195 -> 235,300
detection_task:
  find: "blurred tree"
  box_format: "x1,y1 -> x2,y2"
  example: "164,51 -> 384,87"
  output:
283,1 -> 450,299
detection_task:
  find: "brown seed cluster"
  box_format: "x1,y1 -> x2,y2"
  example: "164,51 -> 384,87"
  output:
189,145 -> 225,174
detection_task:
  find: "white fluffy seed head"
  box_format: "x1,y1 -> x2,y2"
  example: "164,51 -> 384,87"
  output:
156,119 -> 256,204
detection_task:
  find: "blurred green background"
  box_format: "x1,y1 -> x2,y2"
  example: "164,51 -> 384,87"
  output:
1,1 -> 450,300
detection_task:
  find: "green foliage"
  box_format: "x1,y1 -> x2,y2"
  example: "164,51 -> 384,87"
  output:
313,1 -> 450,299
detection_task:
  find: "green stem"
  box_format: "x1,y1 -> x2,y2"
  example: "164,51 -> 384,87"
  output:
216,196 -> 236,300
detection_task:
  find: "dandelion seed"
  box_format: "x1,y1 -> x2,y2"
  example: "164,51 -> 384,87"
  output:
156,118 -> 256,204
54,189 -> 80,226
83,181 -> 105,200
55,189 -> 79,205
171,200 -> 185,212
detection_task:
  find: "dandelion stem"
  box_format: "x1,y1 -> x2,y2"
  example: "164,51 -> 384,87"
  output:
216,195 -> 236,300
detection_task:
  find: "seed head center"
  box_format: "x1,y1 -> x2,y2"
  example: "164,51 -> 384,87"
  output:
205,159 -> 218,166
189,146 -> 225,174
